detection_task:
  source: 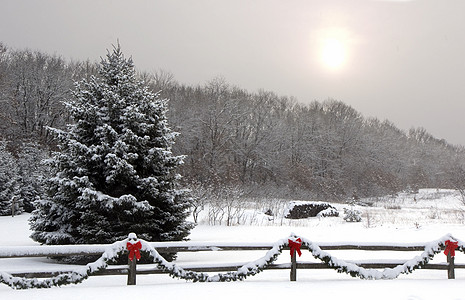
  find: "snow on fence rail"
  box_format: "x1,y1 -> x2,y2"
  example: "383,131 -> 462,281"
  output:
0,241 -> 431,258
0,233 -> 464,289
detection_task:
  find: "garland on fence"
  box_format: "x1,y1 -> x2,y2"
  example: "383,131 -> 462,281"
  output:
0,240 -> 127,289
140,237 -> 289,282
301,234 -> 464,280
1,233 -> 464,289
139,233 -> 465,282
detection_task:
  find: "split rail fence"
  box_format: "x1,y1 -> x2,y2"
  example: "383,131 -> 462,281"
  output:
1,239 -> 463,286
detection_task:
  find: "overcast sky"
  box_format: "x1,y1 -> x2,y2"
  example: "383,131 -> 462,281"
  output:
2,0 -> 465,145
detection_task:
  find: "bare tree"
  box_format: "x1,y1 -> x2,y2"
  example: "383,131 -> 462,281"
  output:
0,49 -> 73,144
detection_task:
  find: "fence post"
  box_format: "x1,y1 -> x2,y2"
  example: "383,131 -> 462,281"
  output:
127,256 -> 137,285
290,248 -> 297,281
447,252 -> 455,279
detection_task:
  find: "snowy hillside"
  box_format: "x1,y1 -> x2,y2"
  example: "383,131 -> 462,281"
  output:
2,189 -> 465,299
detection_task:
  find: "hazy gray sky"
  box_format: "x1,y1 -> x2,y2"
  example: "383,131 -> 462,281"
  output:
2,0 -> 465,145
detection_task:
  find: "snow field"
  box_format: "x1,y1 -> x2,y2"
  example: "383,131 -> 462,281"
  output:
2,275 -> 465,300
193,189 -> 465,228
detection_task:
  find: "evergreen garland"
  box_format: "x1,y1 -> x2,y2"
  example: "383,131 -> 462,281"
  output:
300,235 -> 459,279
1,234 -> 463,289
141,238 -> 288,282
0,240 -> 127,289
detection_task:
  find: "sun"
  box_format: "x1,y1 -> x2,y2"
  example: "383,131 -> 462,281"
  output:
321,38 -> 346,70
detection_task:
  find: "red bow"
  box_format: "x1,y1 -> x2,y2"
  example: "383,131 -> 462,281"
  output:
444,240 -> 458,257
127,241 -> 142,261
289,238 -> 302,258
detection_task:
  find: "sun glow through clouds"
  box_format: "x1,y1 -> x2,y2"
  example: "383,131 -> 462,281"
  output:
321,38 -> 346,70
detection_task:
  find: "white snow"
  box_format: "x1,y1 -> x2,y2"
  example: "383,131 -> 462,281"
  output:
2,190 -> 465,299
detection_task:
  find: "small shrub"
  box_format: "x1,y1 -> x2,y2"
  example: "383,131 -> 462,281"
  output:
384,204 -> 402,210
343,208 -> 362,222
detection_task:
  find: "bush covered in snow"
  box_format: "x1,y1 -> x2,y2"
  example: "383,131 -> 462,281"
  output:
343,207 -> 362,222
285,201 -> 338,219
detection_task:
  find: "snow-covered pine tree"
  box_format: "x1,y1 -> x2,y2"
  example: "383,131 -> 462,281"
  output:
0,141 -> 20,216
30,45 -> 192,245
17,143 -> 49,213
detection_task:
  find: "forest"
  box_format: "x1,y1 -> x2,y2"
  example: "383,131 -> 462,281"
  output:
1,42 -> 465,216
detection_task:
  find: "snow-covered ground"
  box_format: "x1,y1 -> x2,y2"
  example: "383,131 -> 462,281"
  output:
2,189 -> 465,299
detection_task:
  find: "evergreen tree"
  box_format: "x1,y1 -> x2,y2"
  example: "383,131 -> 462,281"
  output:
17,143 -> 49,213
30,45 -> 192,245
0,141 -> 20,216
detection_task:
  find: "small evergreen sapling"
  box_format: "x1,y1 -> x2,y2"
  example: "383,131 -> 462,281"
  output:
30,45 -> 192,246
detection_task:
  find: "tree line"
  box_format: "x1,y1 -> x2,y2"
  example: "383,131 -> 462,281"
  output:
0,42 -> 464,215
151,75 -> 465,200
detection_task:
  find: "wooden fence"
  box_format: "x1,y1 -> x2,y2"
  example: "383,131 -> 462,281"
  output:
1,240 -> 462,285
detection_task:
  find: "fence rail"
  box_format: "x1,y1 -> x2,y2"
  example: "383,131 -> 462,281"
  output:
1,236 -> 463,287
0,242 -> 429,259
